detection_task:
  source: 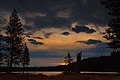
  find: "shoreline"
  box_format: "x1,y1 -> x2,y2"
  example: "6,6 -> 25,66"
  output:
0,73 -> 120,80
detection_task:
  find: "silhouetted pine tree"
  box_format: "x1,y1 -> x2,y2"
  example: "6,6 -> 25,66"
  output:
0,49 -> 3,66
64,52 -> 73,65
0,30 -> 3,65
64,52 -> 73,73
0,30 -> 9,66
6,9 -> 27,72
21,43 -> 30,67
101,0 -> 120,53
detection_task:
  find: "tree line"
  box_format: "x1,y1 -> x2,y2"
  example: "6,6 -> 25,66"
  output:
0,9 -> 30,73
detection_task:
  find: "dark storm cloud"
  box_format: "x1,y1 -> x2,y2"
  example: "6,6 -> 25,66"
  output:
24,32 -> 33,38
0,0 -> 109,30
72,26 -> 96,33
0,16 -> 7,24
31,41 -> 44,45
33,37 -> 43,40
0,16 -> 8,29
28,39 -> 44,45
24,26 -> 33,30
32,16 -> 71,29
76,39 -> 102,45
62,32 -> 70,36
26,35 -> 31,38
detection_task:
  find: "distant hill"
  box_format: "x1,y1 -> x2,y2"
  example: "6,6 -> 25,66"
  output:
70,53 -> 120,72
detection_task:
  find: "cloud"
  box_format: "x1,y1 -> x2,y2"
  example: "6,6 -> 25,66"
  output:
27,27 -> 106,52
76,39 -> 102,45
24,31 -> 33,37
0,0 -> 110,66
0,0 -> 109,30
26,12 -> 47,18
83,0 -> 87,4
71,21 -> 78,27
0,16 -> 8,28
62,32 -> 70,36
0,16 -> 7,24
33,37 -> 43,39
56,9 -> 72,18
26,35 -> 31,38
72,26 -> 96,33
31,41 -> 44,45
28,39 -> 44,45
24,26 -> 33,30
43,32 -> 53,38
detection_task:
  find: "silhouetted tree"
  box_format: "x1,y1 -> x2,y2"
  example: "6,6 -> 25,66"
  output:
0,30 -> 7,66
101,0 -> 120,54
64,52 -> 73,73
20,43 -> 30,73
0,30 -> 10,67
6,9 -> 26,72
64,52 -> 73,65
76,51 -> 82,73
0,30 -> 3,65
22,43 -> 30,67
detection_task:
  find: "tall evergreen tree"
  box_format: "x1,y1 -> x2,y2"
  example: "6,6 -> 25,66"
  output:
0,30 -> 9,66
19,43 -> 30,73
0,30 -> 3,65
6,9 -> 28,72
21,43 -> 30,67
0,30 -> 7,66
101,0 -> 120,53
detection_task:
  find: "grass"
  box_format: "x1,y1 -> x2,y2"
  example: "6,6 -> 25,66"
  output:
0,73 -> 120,80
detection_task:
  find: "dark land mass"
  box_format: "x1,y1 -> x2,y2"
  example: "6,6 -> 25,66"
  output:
0,53 -> 120,72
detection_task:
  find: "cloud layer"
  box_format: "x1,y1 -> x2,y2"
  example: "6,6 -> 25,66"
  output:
72,26 -> 96,33
76,39 -> 102,45
0,0 -> 110,66
0,0 -> 109,30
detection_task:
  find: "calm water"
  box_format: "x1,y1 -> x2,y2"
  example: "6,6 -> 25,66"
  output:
13,71 -> 63,75
12,71 -> 119,75
81,71 -> 119,74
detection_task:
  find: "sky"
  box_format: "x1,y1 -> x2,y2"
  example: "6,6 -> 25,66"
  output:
0,0 -> 111,66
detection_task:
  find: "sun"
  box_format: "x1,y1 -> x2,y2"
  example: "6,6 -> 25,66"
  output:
58,62 -> 65,65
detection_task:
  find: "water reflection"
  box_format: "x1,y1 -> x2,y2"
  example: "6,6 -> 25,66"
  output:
12,71 -> 119,75
13,71 -> 63,75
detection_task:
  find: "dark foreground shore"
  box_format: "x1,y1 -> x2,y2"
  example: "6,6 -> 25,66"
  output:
0,73 -> 120,80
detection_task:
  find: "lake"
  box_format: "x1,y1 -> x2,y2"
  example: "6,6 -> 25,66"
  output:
12,71 -> 119,75
12,71 -> 63,75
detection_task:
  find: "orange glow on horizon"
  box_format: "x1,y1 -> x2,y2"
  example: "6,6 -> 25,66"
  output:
26,27 -> 107,52
57,62 -> 66,65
